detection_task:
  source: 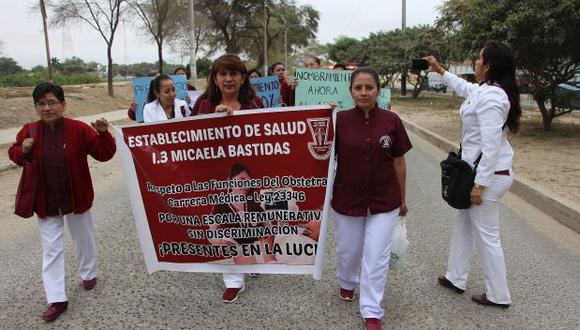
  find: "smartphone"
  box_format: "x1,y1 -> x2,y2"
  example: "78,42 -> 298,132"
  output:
411,58 -> 429,71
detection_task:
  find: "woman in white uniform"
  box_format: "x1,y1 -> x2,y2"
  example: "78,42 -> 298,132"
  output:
426,40 -> 522,308
142,74 -> 190,123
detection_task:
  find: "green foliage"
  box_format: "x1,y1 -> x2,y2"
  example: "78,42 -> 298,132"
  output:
437,0 -> 580,130
0,70 -> 101,87
327,36 -> 360,63
0,57 -> 23,75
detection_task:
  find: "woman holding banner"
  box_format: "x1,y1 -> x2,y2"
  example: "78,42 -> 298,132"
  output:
332,67 -> 412,330
192,54 -> 264,115
142,74 -> 190,123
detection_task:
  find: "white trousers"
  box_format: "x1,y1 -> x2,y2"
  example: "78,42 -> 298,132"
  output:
37,210 -> 98,303
333,208 -> 399,319
223,273 -> 244,289
445,171 -> 513,304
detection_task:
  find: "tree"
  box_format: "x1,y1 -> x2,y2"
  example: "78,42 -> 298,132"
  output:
0,57 -> 23,74
241,0 -> 319,70
327,36 -> 360,64
48,0 -> 127,97
129,0 -> 181,74
167,0 -> 213,60
437,0 -> 580,130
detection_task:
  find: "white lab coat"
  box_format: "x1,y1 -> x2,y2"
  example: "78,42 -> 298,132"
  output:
442,71 -> 514,187
143,98 -> 190,123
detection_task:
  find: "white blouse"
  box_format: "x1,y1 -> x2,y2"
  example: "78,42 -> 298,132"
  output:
142,98 -> 190,123
442,71 -> 514,187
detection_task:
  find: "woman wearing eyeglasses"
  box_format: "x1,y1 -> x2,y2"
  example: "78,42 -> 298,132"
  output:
8,82 -> 116,322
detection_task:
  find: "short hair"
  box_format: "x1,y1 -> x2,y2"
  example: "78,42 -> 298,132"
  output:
248,68 -> 262,77
333,63 -> 347,70
32,82 -> 65,105
305,55 -> 321,66
268,62 -> 285,76
350,67 -> 381,91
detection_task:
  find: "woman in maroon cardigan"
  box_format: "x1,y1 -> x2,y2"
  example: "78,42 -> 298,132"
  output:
8,82 -> 116,322
191,54 -> 265,304
192,54 -> 264,116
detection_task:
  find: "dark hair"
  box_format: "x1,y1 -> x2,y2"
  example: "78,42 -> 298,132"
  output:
349,67 -> 381,91
173,66 -> 189,79
248,68 -> 262,78
228,163 -> 253,195
333,63 -> 347,70
33,82 -> 65,105
268,62 -> 285,76
147,74 -> 173,103
202,54 -> 255,105
305,55 -> 321,66
481,40 -> 521,133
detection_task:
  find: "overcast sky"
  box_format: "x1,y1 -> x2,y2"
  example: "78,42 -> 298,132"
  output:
0,0 -> 444,69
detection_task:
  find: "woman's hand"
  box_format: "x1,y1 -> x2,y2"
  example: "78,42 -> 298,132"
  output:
215,104 -> 234,115
470,185 -> 484,205
425,55 -> 445,75
91,118 -> 109,133
22,138 -> 35,154
328,102 -> 337,110
285,75 -> 299,90
399,203 -> 408,217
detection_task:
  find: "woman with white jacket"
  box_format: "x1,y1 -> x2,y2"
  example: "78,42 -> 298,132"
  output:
143,74 -> 190,123
426,40 -> 521,308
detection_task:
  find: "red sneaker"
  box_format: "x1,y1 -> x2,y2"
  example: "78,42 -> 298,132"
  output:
82,278 -> 97,290
339,287 -> 354,301
364,318 -> 382,330
222,286 -> 245,303
42,301 -> 68,322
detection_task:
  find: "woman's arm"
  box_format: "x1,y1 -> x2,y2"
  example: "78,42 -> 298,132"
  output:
426,55 -> 478,98
393,155 -> 408,216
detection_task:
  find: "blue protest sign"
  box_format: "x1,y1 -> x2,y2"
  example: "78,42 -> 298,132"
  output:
132,74 -> 188,122
250,76 -> 280,108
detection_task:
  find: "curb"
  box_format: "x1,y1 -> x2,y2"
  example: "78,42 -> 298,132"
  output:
402,118 -> 580,233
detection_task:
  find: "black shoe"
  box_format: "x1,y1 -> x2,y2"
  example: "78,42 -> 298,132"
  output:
438,275 -> 465,294
471,293 -> 510,308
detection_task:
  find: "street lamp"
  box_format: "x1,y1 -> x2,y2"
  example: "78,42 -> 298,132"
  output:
284,24 -> 300,69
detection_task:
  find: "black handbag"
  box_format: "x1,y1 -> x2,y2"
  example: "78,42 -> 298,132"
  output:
440,147 -> 482,209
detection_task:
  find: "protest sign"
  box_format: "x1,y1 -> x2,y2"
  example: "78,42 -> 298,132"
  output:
295,68 -> 354,110
377,88 -> 391,110
250,76 -> 280,108
132,75 -> 188,122
114,105 -> 335,279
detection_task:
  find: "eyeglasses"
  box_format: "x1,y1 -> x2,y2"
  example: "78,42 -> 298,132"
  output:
35,101 -> 62,109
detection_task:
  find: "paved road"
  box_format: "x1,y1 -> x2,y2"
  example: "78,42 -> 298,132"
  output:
0,131 -> 578,329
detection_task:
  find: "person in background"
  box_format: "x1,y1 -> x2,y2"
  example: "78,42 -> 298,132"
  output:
333,63 -> 347,70
173,66 -> 197,91
332,67 -> 411,330
142,74 -> 190,123
304,55 -> 323,69
8,82 -> 116,322
268,62 -> 297,106
426,40 -> 521,309
248,68 -> 262,79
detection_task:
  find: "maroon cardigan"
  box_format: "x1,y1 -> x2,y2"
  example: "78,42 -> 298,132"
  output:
192,96 -> 265,115
8,117 -> 116,219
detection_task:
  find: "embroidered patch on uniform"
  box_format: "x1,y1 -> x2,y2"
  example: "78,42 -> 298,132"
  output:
379,135 -> 392,149
307,118 -> 332,160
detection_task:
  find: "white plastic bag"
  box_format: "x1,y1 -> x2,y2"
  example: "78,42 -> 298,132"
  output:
390,217 -> 409,269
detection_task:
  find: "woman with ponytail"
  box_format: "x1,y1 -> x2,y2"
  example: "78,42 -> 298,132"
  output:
426,40 -> 521,308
